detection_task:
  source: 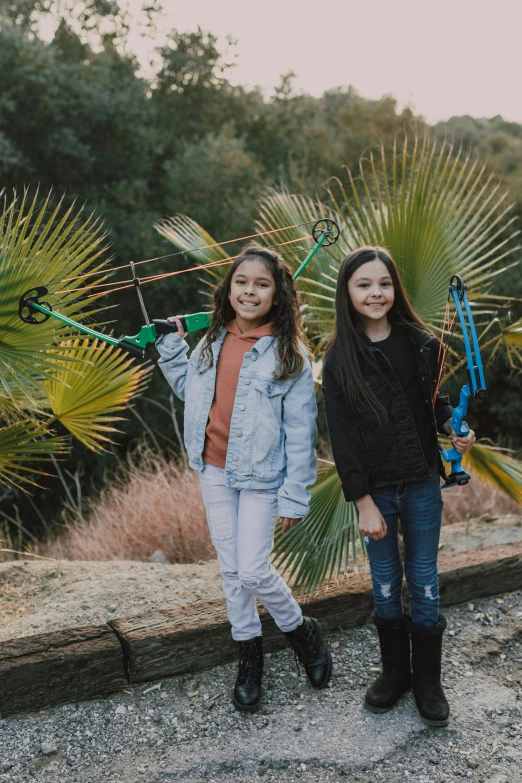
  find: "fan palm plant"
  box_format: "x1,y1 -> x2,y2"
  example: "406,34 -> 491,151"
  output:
0,189 -> 148,488
156,135 -> 522,595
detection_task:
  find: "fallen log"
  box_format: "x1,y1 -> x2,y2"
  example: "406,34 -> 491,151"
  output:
0,625 -> 126,717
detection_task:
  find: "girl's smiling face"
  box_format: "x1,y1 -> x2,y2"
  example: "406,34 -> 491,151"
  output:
228,257 -> 276,332
347,259 -> 395,323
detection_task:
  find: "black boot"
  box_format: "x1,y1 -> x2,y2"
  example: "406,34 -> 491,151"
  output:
407,615 -> 450,727
285,616 -> 332,689
233,636 -> 264,713
364,614 -> 411,713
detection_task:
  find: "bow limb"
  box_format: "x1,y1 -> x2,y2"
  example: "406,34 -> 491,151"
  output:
440,275 -> 487,488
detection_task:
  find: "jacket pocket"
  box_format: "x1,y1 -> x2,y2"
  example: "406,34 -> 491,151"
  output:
250,380 -> 286,476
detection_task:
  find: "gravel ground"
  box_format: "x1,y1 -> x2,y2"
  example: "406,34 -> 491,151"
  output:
0,591 -> 521,783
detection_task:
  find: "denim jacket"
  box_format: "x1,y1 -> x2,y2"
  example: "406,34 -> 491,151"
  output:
156,329 -> 318,519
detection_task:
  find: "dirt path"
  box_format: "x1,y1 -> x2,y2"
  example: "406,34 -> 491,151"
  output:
0,590 -> 521,783
1,514 -> 520,642
0,560 -> 222,642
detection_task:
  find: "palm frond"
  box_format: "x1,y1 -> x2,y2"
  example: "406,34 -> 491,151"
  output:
0,189 -> 111,404
448,440 -> 522,504
0,387 -> 49,422
0,421 -> 67,488
484,317 -> 522,369
273,464 -> 361,598
255,137 -> 521,343
44,339 -> 150,451
154,215 -> 231,281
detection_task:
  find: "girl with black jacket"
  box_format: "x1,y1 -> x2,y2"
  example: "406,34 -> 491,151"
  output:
322,247 -> 476,727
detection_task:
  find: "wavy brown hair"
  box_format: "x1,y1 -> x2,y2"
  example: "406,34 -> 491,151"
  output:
200,244 -> 304,380
324,246 -> 431,418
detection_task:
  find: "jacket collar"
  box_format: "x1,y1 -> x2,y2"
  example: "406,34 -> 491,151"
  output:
251,335 -> 275,355
212,328 -> 274,356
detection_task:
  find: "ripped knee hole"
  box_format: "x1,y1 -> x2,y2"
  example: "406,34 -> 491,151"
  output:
380,583 -> 392,599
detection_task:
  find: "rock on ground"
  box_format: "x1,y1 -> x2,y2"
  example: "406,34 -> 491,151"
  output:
0,591 -> 521,783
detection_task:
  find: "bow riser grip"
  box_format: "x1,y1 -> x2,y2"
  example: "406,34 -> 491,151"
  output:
440,447 -> 470,487
152,319 -> 178,335
441,446 -> 463,462
450,384 -> 470,437
153,313 -> 212,335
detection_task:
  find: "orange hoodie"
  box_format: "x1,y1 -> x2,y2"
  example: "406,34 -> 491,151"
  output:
202,320 -> 273,469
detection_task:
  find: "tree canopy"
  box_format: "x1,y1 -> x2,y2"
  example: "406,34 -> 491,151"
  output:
0,0 -> 520,532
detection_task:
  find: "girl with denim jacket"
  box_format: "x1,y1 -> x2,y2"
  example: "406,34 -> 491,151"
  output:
322,247 -> 476,727
157,244 -> 332,713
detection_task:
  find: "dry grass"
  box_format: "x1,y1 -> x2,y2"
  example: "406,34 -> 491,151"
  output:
36,440 -> 520,564
40,448 -> 214,563
441,479 -> 521,525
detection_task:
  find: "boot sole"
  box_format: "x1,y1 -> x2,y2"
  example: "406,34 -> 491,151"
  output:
364,700 -> 396,714
420,715 -> 449,728
232,695 -> 261,714
364,688 -> 409,714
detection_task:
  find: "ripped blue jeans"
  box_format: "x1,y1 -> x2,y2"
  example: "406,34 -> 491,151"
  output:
363,468 -> 443,628
198,463 -> 303,641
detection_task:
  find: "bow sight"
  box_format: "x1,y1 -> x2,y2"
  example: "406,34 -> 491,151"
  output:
440,274 -> 487,488
18,219 -> 340,359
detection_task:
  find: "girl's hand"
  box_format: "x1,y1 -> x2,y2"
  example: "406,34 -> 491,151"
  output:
167,316 -> 186,337
451,428 -> 476,454
280,516 -> 301,534
355,495 -> 387,540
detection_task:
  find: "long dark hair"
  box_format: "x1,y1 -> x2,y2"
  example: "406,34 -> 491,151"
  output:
200,243 -> 304,380
324,246 -> 430,417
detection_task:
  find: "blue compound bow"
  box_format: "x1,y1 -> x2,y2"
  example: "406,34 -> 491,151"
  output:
440,275 -> 487,488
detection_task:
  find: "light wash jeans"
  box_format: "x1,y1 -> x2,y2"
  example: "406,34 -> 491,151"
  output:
363,468 -> 443,627
199,463 -> 303,641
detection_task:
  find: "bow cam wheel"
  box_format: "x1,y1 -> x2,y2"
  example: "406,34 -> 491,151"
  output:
312,219 -> 340,246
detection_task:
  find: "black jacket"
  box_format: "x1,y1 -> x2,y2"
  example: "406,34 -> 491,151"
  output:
322,325 -> 453,502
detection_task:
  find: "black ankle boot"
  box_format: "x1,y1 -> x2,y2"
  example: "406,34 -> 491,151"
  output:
364,614 -> 411,713
285,616 -> 332,689
407,615 -> 450,727
233,636 -> 263,713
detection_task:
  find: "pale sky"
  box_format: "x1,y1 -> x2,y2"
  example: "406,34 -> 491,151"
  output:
123,0 -> 522,124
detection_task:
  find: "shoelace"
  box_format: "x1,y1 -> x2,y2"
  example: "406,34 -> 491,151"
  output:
291,624 -> 318,676
238,643 -> 262,685
292,650 -> 302,678
300,625 -> 318,656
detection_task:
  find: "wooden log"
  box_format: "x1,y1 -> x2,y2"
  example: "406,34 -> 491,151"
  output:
0,625 -> 126,717
438,542 -> 522,605
2,541 -> 522,714
110,578 -> 377,684
112,541 -> 522,684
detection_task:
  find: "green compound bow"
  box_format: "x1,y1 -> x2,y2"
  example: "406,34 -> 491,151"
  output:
18,219 -> 339,358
